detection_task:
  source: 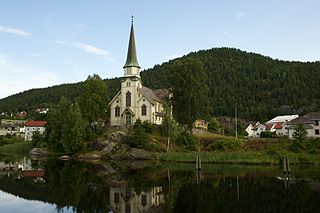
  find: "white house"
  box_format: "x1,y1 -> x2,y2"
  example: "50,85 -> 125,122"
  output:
246,122 -> 266,137
109,186 -> 164,213
265,115 -> 299,136
287,112 -> 320,139
24,120 -> 47,141
109,19 -> 169,126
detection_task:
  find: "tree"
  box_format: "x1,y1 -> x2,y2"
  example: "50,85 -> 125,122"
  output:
161,102 -> 178,151
80,74 -> 108,124
293,123 -> 307,142
171,58 -> 209,132
61,102 -> 85,154
208,117 -> 220,132
127,119 -> 149,148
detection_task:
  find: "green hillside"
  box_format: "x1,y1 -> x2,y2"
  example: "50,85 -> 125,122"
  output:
0,47 -> 319,121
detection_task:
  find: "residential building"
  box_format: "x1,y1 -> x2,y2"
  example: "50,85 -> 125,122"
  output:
286,112 -> 320,139
109,19 -> 169,126
246,122 -> 266,137
194,119 -> 209,130
24,120 -> 47,141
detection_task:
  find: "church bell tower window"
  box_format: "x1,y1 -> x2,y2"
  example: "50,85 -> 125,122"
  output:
126,91 -> 131,107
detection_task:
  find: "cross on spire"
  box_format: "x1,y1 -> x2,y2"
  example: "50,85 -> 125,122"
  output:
131,15 -> 134,24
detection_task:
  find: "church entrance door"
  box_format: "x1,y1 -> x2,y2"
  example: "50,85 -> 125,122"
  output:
125,113 -> 132,125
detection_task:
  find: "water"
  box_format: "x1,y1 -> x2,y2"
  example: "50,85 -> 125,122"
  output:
1,154 -> 320,213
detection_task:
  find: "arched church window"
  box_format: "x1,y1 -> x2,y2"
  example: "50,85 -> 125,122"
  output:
115,106 -> 120,117
142,104 -> 147,116
126,91 -> 131,107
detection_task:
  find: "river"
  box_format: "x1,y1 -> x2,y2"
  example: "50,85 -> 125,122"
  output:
0,154 -> 320,213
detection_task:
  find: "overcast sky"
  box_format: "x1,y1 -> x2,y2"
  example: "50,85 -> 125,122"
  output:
0,0 -> 319,99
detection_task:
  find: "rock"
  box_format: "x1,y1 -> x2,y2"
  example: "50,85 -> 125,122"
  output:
101,141 -> 117,154
58,155 -> 71,160
128,148 -> 150,160
77,153 -> 100,160
29,148 -> 49,156
109,131 -> 127,142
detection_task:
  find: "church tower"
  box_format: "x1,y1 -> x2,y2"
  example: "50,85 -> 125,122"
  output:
109,17 -> 168,127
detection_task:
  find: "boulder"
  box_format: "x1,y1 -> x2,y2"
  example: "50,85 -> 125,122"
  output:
29,148 -> 49,156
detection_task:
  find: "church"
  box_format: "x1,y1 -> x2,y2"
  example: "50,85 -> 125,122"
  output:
109,19 -> 169,126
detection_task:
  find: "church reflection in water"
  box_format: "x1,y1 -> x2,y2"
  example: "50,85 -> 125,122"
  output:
109,185 -> 164,213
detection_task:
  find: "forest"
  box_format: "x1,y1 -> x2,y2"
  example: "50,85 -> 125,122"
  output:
0,47 -> 319,121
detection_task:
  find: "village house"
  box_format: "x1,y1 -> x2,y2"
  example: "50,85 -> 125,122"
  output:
0,119 -> 25,136
286,112 -> 320,139
24,120 -> 47,141
194,119 -> 209,130
109,19 -> 169,126
265,115 -> 299,136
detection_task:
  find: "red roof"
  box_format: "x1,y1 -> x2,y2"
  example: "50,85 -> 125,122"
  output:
21,170 -> 45,177
274,122 -> 284,129
24,120 -> 47,127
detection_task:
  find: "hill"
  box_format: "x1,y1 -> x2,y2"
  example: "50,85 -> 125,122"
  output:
0,47 -> 319,121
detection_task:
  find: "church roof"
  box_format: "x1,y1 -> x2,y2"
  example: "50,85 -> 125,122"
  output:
123,20 -> 140,69
138,86 -> 169,104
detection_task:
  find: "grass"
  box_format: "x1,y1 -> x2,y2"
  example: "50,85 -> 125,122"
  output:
156,150 -> 320,165
0,141 -> 33,155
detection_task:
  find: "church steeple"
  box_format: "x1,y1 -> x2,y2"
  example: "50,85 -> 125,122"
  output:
124,16 -> 140,69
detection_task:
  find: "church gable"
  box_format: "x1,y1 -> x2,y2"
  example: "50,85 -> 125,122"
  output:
109,90 -> 121,106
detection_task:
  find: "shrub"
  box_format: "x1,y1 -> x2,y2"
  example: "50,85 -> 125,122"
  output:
260,131 -> 273,138
207,138 -> 244,152
175,131 -> 197,151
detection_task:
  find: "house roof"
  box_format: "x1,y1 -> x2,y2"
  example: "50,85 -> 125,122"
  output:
266,115 -> 299,124
24,120 -> 47,127
21,170 -> 45,177
287,112 -> 320,125
274,122 -> 284,129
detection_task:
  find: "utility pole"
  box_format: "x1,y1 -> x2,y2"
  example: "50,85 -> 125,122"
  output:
235,106 -> 238,138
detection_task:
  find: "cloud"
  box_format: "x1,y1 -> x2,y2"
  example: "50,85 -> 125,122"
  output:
0,25 -> 32,37
0,54 -> 61,99
56,40 -> 112,59
235,11 -> 246,19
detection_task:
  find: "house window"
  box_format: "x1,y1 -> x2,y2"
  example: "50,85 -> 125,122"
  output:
126,91 -> 131,107
114,193 -> 119,204
315,129 -> 320,135
115,106 -> 120,117
142,104 -> 147,116
316,121 -> 319,126
141,194 -> 147,207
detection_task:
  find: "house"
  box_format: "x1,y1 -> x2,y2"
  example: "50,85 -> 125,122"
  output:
109,19 -> 169,126
265,115 -> 299,136
246,122 -> 266,137
194,119 -> 209,130
24,120 -> 47,141
109,185 -> 164,213
286,112 -> 320,139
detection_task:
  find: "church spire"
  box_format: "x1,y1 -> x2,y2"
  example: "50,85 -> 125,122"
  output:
123,16 -> 140,69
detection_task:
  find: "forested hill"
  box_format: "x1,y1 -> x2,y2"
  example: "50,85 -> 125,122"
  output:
0,47 -> 319,121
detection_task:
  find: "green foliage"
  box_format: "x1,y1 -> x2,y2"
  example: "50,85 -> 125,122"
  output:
0,135 -> 24,146
127,119 -> 149,148
31,131 -> 44,147
175,131 -> 198,151
207,138 -> 244,152
170,58 -> 209,131
80,74 -> 108,124
142,120 -> 155,134
208,117 -> 220,132
260,131 -> 273,138
60,102 -> 85,154
293,124 -> 308,142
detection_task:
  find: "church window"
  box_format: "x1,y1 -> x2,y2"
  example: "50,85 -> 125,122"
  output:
126,91 -> 131,107
141,194 -> 147,207
142,104 -> 147,116
115,106 -> 120,117
114,193 -> 119,204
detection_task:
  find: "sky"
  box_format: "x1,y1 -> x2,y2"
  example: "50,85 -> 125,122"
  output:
0,0 -> 320,99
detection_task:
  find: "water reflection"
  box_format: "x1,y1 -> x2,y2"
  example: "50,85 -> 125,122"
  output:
0,156 -> 320,213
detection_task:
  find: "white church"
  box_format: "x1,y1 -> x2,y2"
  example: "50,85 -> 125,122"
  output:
109,20 -> 169,126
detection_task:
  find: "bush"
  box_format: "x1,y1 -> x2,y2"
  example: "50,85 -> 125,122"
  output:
260,131 -> 273,138
175,131 -> 197,151
142,121 -> 155,133
127,119 -> 149,148
207,138 -> 244,152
